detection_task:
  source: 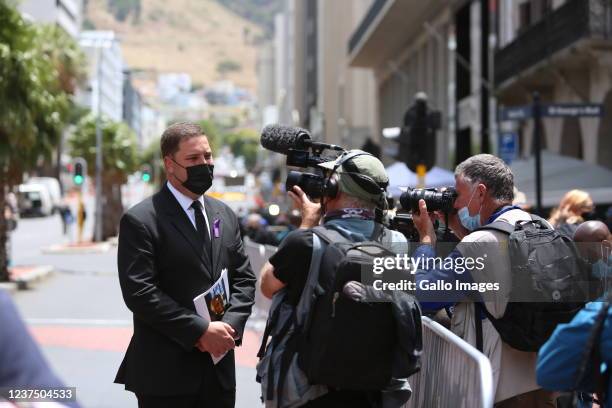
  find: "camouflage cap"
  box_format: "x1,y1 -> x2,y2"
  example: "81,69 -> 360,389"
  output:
318,150 -> 388,205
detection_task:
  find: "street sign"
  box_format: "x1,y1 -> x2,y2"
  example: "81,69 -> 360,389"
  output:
498,105 -> 532,121
499,103 -> 604,121
498,132 -> 518,164
543,103 -> 603,118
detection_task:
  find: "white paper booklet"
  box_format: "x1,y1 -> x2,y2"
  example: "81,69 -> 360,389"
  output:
193,268 -> 230,364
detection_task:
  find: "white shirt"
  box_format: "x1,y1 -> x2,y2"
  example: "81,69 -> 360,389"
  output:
167,181 -> 211,238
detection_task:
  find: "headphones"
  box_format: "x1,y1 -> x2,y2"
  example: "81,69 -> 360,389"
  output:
322,151 -> 388,202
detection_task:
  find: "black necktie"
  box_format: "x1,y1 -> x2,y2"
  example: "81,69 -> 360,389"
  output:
191,200 -> 212,262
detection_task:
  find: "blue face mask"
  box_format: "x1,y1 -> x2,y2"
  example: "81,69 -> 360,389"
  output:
592,257 -> 611,278
592,243 -> 611,279
458,187 -> 482,231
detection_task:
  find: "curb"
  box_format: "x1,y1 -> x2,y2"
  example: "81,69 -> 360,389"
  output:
0,282 -> 18,294
41,242 -> 112,255
11,265 -> 54,290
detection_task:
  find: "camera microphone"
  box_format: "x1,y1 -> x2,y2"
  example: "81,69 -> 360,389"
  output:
260,124 -> 312,155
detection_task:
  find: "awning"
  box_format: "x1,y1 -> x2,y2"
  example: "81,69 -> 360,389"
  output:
386,162 -> 455,198
511,151 -> 612,207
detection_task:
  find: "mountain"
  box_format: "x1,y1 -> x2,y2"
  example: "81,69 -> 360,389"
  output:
84,0 -> 264,93
216,0 -> 283,35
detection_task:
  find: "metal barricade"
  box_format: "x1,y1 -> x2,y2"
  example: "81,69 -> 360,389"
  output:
404,316 -> 494,408
244,242 -> 494,407
244,239 -> 275,325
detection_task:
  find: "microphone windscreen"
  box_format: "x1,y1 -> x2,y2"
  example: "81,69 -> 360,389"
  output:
260,124 -> 310,154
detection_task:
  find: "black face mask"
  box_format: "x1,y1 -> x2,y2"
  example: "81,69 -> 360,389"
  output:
172,159 -> 214,195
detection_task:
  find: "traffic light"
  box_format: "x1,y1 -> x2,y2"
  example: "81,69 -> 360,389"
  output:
72,158 -> 86,186
397,93 -> 441,173
141,164 -> 152,183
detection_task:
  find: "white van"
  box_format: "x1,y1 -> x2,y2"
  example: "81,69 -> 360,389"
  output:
17,184 -> 54,217
26,177 -> 61,212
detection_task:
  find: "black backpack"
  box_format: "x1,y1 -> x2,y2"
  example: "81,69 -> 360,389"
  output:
474,214 -> 588,352
297,225 -> 422,390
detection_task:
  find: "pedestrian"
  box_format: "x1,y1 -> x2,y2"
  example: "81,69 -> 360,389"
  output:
537,291 -> 611,407
114,122 -> 256,408
0,290 -> 80,408
58,202 -> 74,236
412,154 -> 557,407
244,213 -> 279,246
548,189 -> 594,237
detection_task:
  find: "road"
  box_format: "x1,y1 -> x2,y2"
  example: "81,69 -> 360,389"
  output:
8,213 -> 264,408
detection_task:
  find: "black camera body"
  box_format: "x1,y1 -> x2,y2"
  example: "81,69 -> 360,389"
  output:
286,170 -> 327,199
399,187 -> 457,214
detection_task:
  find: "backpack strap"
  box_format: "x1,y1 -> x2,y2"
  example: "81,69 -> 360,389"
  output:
475,220 -> 515,235
275,233 -> 327,405
475,303 -> 484,352
312,225 -> 351,246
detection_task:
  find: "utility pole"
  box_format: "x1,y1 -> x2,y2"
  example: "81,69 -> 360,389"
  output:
533,92 -> 543,216
95,46 -> 103,242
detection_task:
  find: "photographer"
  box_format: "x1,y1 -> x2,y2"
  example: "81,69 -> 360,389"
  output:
411,154 -> 556,408
260,150 -> 409,407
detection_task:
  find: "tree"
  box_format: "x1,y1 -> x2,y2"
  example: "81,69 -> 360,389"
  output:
69,114 -> 139,241
0,2 -> 77,281
223,129 -> 259,170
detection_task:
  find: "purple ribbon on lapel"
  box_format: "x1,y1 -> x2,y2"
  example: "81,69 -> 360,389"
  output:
213,219 -> 221,238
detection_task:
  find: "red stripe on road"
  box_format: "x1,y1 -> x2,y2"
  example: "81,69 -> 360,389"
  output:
29,326 -> 132,352
29,326 -> 263,368
235,329 -> 261,368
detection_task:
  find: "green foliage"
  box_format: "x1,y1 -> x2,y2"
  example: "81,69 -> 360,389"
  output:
68,114 -> 139,182
82,18 -> 96,30
0,5 -> 75,171
108,0 -> 141,23
0,2 -> 85,278
215,0 -> 283,35
197,119 -> 221,153
216,59 -> 242,74
223,128 -> 259,169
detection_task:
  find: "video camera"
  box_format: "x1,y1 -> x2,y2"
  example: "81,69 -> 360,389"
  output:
260,124 -> 345,199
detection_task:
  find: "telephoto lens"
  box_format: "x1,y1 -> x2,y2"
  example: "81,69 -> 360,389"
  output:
399,187 -> 457,213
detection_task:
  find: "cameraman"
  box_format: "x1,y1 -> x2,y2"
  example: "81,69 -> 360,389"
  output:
412,154 -> 555,408
260,150 -> 408,407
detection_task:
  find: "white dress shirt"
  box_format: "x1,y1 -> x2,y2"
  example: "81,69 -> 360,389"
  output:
167,181 -> 211,238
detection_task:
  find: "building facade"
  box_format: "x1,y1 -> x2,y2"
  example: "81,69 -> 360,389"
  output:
123,70 -> 143,144
349,0 -> 460,168
77,31 -> 125,122
19,0 -> 82,38
495,0 -> 612,169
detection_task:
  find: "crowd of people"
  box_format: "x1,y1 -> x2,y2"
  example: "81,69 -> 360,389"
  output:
0,121 -> 610,408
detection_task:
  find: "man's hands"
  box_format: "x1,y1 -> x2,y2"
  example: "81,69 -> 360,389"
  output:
196,322 -> 236,357
412,199 -> 437,246
288,186 -> 321,229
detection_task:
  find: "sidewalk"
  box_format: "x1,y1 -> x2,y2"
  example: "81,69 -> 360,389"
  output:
1,265 -> 55,292
41,240 -> 113,255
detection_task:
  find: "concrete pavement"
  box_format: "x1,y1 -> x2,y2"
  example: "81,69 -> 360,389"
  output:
8,214 -> 264,408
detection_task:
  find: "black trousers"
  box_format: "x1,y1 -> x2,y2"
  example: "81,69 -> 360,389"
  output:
136,362 -> 235,408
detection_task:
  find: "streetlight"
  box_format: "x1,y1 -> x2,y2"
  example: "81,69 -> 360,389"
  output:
79,35 -> 114,242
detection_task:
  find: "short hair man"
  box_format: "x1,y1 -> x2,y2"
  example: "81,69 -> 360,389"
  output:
412,154 -> 556,407
115,122 -> 256,408
260,150 -> 407,407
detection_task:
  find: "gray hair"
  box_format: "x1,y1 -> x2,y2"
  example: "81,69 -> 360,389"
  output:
455,154 -> 514,203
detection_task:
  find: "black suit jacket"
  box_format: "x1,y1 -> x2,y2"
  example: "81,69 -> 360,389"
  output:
114,185 -> 256,395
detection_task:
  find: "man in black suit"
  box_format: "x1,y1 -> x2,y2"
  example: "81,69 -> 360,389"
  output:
115,122 -> 256,408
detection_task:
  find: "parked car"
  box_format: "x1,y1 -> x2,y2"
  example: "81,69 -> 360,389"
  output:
26,177 -> 61,213
17,184 -> 54,217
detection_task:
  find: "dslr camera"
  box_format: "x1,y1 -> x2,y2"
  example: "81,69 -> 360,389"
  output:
390,187 -> 458,242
